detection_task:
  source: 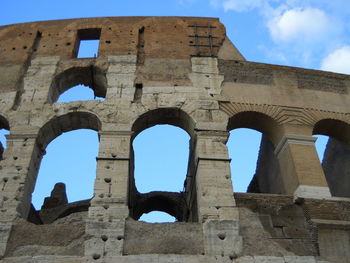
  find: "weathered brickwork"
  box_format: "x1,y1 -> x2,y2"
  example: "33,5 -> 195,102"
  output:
0,16 -> 349,263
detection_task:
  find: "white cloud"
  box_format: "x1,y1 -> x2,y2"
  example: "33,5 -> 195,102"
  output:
222,0 -> 263,12
210,0 -> 220,8
268,7 -> 330,43
321,46 -> 350,74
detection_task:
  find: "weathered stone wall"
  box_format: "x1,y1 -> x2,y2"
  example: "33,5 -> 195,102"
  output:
0,16 -> 349,263
248,134 -> 284,194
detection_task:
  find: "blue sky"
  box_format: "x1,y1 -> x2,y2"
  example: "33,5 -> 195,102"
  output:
1,0 -> 349,222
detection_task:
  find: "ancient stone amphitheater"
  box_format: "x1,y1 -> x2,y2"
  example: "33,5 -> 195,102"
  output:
0,17 -> 349,263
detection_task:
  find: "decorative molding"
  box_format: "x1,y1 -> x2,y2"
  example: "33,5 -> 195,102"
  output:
220,101 -> 350,126
274,134 -> 317,156
293,185 -> 332,200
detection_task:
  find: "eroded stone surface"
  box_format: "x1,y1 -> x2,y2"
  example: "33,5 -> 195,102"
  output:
0,16 -> 349,263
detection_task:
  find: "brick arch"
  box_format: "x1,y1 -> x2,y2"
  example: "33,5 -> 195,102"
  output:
227,111 -> 283,146
48,66 -> 107,103
313,118 -> 350,146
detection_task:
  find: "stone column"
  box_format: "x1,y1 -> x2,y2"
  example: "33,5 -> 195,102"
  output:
0,133 -> 39,257
85,130 -> 131,259
0,133 -> 39,221
194,130 -> 242,257
194,131 -> 236,221
275,134 -> 331,199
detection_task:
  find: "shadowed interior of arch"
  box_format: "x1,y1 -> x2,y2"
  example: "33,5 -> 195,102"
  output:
31,129 -> 99,210
313,119 -> 350,198
228,128 -> 285,194
227,111 -> 285,194
132,124 -> 190,223
313,135 -> 328,163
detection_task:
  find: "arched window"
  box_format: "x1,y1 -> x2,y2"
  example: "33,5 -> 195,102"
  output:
227,111 -> 284,194
49,66 -> 107,103
313,119 -> 350,198
26,112 -> 101,224
32,129 -> 99,209
129,108 -> 195,223
133,125 -> 189,222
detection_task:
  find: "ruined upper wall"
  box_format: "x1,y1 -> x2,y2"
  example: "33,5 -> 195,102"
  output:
0,17 -> 244,92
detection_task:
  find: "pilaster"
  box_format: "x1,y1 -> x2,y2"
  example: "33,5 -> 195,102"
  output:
85,130 -> 132,258
274,134 -> 331,199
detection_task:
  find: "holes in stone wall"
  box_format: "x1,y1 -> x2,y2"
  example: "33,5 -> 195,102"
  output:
133,83 -> 143,103
74,28 -> 101,58
137,27 -> 145,65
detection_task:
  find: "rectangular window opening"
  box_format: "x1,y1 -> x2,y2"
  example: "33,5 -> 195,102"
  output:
134,83 -> 143,102
76,28 -> 101,58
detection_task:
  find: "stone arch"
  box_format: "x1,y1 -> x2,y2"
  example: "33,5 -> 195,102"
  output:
227,111 -> 283,146
313,118 -> 350,197
48,66 -> 107,103
313,118 -> 350,146
129,108 -> 195,221
132,191 -> 185,221
227,111 -> 284,194
37,111 -> 102,150
23,111 -> 102,220
131,107 -> 195,139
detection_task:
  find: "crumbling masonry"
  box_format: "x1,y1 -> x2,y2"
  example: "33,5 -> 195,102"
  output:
0,17 -> 349,263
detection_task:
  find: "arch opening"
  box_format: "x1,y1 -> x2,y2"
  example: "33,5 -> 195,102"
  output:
26,112 -> 101,224
57,84 -> 105,102
130,125 -> 189,222
0,116 -> 10,160
313,119 -> 350,198
49,66 -> 107,103
139,211 -> 176,223
227,111 -> 284,194
129,108 -> 195,223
